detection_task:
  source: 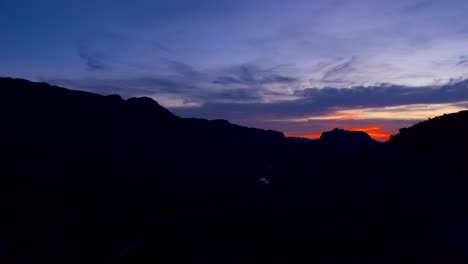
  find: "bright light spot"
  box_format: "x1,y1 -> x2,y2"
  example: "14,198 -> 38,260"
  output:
259,178 -> 271,185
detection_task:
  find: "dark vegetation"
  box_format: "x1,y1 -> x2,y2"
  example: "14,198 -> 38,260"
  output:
0,77 -> 467,263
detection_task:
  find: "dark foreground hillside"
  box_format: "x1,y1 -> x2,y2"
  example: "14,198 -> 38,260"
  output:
0,77 -> 467,263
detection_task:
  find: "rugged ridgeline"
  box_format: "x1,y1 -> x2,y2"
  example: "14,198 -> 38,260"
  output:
0,77 -> 377,175
0,77 -> 285,164
0,77 -> 467,263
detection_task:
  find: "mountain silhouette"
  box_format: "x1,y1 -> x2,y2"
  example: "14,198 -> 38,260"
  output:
321,128 -> 375,143
0,77 -> 370,165
319,127 -> 380,150
1,77 -> 467,263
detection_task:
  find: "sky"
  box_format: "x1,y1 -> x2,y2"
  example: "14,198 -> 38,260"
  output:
2,0 -> 468,141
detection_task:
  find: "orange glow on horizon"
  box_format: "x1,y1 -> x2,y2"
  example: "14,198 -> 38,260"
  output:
286,126 -> 391,142
285,133 -> 322,140
350,126 -> 391,141
278,102 -> 468,143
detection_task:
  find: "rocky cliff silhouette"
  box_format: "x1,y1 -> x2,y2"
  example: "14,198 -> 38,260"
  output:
0,77 -> 467,263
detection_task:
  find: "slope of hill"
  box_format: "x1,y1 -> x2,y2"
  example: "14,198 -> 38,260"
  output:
349,111 -> 468,259
390,110 -> 468,148
388,110 -> 468,177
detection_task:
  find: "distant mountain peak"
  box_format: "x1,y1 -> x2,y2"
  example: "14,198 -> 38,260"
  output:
319,128 -> 379,146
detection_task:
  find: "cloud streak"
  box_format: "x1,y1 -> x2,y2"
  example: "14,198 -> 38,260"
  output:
171,79 -> 468,120
213,65 -> 298,86
320,57 -> 356,83
458,56 -> 468,67
78,46 -> 106,71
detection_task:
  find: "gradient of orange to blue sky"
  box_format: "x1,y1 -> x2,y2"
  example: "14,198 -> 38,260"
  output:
1,0 -> 468,140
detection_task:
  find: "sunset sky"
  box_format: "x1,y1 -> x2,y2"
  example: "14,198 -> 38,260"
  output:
2,0 -> 468,140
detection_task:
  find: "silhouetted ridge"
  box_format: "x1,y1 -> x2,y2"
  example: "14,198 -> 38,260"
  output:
319,128 -> 379,146
0,77 -> 287,161
5,76 -> 467,263
389,110 -> 468,149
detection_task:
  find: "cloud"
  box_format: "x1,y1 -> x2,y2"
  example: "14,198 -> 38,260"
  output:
166,60 -> 203,79
295,80 -> 468,110
152,41 -> 175,56
77,46 -> 106,71
213,64 -> 298,86
401,0 -> 434,12
209,88 -> 261,102
173,79 -> 468,122
320,57 -> 356,83
458,55 -> 468,67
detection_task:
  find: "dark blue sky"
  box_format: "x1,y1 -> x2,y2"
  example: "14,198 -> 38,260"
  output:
2,0 -> 468,139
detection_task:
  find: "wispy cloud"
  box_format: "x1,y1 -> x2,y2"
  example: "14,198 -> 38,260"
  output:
78,46 -> 106,71
294,80 -> 468,113
401,0 -> 434,13
458,55 -> 468,67
320,57 -> 356,83
152,41 -> 175,56
213,64 -> 298,86
166,60 -> 204,79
